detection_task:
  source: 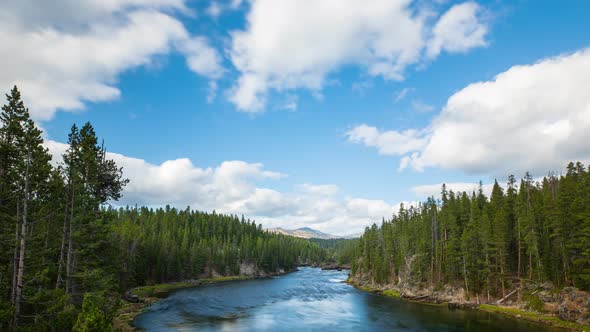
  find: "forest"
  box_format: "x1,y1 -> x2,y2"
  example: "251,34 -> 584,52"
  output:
309,238 -> 357,266
0,87 -> 326,331
352,164 -> 590,299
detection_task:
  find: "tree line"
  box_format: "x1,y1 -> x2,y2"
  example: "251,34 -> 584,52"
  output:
309,238 -> 357,266
352,164 -> 590,300
111,206 -> 326,289
0,87 -> 325,331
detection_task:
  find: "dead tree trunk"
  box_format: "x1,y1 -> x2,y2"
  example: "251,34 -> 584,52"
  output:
463,256 -> 469,297
15,152 -> 30,324
500,263 -> 506,299
55,186 -> 69,289
65,178 -> 74,294
11,198 -> 20,304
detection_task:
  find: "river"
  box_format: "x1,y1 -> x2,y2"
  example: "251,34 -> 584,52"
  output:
134,267 -> 561,331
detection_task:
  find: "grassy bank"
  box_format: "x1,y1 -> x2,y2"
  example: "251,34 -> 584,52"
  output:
382,289 -> 401,298
348,278 -> 445,304
479,304 -> 590,331
132,276 -> 251,298
112,276 -> 254,331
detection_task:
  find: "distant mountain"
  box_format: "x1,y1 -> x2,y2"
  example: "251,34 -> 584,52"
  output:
267,227 -> 341,239
343,232 -> 363,239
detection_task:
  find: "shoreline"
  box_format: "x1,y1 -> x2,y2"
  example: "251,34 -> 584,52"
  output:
346,278 -> 590,331
113,269 -> 297,331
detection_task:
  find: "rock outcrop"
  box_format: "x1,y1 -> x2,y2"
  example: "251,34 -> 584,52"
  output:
350,273 -> 590,327
557,287 -> 590,325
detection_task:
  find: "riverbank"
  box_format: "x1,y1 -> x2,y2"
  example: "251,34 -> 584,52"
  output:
113,269 -> 297,331
113,276 -> 253,331
347,278 -> 590,331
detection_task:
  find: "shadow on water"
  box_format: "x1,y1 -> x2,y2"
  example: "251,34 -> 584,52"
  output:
134,267 -> 562,332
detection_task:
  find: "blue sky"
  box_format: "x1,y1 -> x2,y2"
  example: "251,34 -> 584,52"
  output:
3,0 -> 590,234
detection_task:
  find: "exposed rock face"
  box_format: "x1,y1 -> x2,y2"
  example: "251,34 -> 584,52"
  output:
351,272 -> 590,326
238,262 -> 291,278
320,263 -> 350,271
350,275 -> 474,306
558,287 -> 590,325
239,262 -> 261,277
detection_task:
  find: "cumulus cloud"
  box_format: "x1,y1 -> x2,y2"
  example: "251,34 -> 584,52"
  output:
228,0 -> 489,112
346,124 -> 427,156
45,140 -> 397,235
0,0 -> 223,121
179,37 -> 225,79
299,183 -> 339,196
349,48 -> 590,176
427,1 -> 488,58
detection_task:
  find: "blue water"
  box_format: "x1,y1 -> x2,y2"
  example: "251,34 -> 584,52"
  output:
134,267 -> 560,331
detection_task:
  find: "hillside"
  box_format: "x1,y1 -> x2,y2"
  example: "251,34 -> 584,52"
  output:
267,227 -> 342,239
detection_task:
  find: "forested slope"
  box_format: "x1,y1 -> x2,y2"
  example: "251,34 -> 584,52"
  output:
352,164 -> 590,298
0,87 -> 324,331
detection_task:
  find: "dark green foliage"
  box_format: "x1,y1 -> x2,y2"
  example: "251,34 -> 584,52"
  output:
309,238 -> 358,265
112,207 -> 326,287
0,87 -> 326,331
353,165 -> 590,298
73,292 -> 116,332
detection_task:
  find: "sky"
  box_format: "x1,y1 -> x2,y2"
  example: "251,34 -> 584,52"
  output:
2,0 -> 590,235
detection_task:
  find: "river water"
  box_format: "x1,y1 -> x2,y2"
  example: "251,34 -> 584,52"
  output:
134,267 -> 560,331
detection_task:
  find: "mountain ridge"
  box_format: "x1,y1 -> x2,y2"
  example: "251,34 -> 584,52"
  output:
266,227 -> 338,239
266,227 -> 359,239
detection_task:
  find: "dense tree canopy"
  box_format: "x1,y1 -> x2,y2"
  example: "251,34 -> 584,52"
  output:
352,165 -> 590,299
0,87 -> 325,331
309,238 -> 357,266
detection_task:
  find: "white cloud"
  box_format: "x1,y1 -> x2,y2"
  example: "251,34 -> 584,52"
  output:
0,0 -> 189,26
299,183 -> 339,196
206,2 -> 223,18
228,0 -> 489,112
178,37 -> 224,79
228,73 -> 267,112
350,48 -> 590,176
230,0 -> 243,9
0,0 -> 223,121
346,124 -> 427,156
427,1 -> 488,58
412,181 -> 493,198
206,0 -> 244,18
45,140 -> 398,235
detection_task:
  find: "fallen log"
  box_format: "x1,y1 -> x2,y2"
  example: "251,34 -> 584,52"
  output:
496,287 -> 520,304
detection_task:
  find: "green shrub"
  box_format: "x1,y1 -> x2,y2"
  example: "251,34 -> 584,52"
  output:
73,293 -> 116,332
523,292 -> 546,313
